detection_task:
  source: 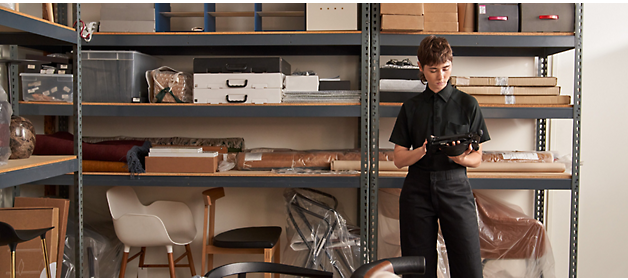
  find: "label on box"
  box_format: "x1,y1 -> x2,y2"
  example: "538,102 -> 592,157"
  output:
245,153 -> 263,161
62,94 -> 70,99
504,95 -> 515,104
28,81 -> 42,87
42,90 -> 50,96
51,87 -> 58,93
500,87 -> 514,95
501,152 -> 539,160
62,86 -> 71,93
28,64 -> 36,69
479,5 -> 486,14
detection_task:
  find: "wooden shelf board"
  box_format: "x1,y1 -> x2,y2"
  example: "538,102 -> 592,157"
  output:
83,171 -> 359,177
1,155 -> 76,174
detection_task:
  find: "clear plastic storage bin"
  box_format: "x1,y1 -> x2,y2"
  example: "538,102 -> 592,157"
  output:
20,73 -> 73,102
82,50 -> 162,103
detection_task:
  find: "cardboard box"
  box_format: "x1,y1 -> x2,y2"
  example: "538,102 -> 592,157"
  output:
306,3 -> 358,31
381,15 -> 424,31
458,3 -> 476,32
145,156 -> 218,173
451,76 -> 558,87
13,198 -> 69,279
0,207 -> 59,278
458,86 -> 561,95
472,95 -> 570,105
424,21 -> 458,32
380,3 -> 424,15
424,12 -> 458,23
424,3 -> 458,13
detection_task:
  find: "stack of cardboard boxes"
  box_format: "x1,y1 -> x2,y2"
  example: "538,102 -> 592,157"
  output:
451,76 -> 570,105
381,3 -> 460,32
424,3 -> 459,32
381,3 -> 424,31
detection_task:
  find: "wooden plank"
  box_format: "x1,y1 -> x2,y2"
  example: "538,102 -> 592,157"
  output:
207,11 -> 255,17
0,155 -> 76,174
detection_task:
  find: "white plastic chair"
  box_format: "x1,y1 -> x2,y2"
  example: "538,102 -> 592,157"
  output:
106,186 -> 197,278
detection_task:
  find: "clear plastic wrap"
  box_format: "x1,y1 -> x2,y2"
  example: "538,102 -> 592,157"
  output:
377,189 -> 555,278
482,151 -> 555,163
146,66 -> 193,103
283,188 -> 360,278
0,84 -> 12,165
64,220 -> 124,278
237,149 -> 394,171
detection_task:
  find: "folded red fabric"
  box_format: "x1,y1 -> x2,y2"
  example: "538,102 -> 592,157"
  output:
34,131 -> 146,162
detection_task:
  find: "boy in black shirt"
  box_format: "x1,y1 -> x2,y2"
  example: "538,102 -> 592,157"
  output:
389,35 -> 490,277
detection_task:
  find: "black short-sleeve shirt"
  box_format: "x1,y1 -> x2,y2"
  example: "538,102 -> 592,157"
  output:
389,82 -> 490,171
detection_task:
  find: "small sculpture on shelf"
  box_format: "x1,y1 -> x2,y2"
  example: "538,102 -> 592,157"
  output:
9,116 -> 36,159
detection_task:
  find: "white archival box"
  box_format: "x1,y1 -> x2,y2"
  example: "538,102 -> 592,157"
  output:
193,73 -> 284,104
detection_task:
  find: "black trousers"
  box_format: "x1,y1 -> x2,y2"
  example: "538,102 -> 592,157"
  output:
399,168 -> 483,278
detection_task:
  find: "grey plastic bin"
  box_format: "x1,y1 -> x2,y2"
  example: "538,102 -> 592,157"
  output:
82,51 -> 162,103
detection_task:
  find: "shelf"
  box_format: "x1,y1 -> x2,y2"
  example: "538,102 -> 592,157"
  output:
19,102 -> 362,117
0,7 -> 77,47
0,155 -> 78,189
380,103 -> 574,119
83,31 -> 363,55
30,171 -> 360,188
380,32 -> 575,57
378,171 -> 572,190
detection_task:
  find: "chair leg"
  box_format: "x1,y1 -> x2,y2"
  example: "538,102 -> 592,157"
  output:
119,247 -> 130,278
40,235 -> 51,278
264,248 -> 273,278
9,243 -> 17,278
185,244 -> 196,276
273,239 -> 281,278
167,252 -> 176,278
206,250 -> 214,276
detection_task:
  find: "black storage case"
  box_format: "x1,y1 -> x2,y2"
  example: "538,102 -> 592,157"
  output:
193,57 -> 291,75
477,3 -> 519,32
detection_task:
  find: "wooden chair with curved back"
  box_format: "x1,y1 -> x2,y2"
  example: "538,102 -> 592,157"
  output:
201,188 -> 282,278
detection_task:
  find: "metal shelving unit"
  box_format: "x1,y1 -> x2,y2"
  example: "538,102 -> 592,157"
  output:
369,3 -> 583,277
9,3 -> 582,275
0,5 -> 84,277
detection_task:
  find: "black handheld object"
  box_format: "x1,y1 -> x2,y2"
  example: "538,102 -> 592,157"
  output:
430,130 -> 483,157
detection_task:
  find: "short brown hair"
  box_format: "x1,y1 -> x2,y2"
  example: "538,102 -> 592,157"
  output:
417,35 -> 453,82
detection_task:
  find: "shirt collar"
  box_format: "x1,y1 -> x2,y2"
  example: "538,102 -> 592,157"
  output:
425,81 -> 453,102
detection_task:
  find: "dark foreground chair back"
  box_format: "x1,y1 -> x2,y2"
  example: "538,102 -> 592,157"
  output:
205,262 -> 334,278
350,256 -> 426,278
0,221 -> 54,278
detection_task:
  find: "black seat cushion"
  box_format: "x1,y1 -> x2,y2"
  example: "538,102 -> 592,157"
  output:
213,226 -> 282,248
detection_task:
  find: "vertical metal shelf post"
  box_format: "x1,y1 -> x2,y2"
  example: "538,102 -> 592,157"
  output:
359,3 -> 371,265
72,3 -> 84,277
368,3 -> 380,263
570,3 -> 583,278
534,56 -> 549,223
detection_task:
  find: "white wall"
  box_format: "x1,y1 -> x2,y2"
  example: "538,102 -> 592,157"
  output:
7,2 -> 626,278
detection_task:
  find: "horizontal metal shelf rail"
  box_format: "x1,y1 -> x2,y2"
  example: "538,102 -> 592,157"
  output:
380,33 -> 575,57
379,176 -> 572,190
379,104 -> 573,119
31,173 -> 361,188
0,158 -> 78,189
0,8 -> 77,45
19,103 -> 362,117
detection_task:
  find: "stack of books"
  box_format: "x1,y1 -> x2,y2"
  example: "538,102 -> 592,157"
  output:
451,76 -> 570,105
145,146 -> 219,173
